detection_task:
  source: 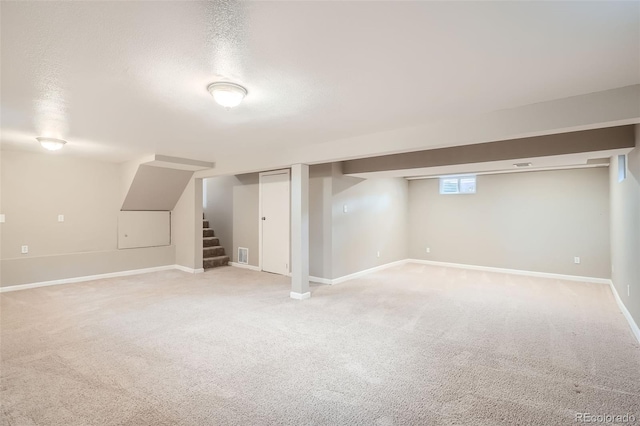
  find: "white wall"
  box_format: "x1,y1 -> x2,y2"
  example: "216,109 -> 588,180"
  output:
408,168 -> 611,278
196,86 -> 640,180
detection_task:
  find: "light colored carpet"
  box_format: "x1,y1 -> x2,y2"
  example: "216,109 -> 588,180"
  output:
1,263 -> 639,425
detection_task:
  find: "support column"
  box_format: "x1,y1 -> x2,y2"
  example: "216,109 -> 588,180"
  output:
172,177 -> 203,273
290,164 -> 310,299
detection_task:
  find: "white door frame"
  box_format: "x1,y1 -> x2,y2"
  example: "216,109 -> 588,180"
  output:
258,169 -> 291,273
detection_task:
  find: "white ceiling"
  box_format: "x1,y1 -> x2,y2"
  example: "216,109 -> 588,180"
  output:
1,1 -> 639,171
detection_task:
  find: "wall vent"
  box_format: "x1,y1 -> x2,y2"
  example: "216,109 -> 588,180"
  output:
238,247 -> 249,264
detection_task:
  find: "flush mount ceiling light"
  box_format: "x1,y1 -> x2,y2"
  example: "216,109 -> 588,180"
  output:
207,82 -> 247,109
36,137 -> 67,151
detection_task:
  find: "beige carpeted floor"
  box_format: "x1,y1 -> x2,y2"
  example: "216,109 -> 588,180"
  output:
1,263 -> 639,425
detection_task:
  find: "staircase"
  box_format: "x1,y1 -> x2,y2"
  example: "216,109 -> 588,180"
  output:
203,216 -> 229,269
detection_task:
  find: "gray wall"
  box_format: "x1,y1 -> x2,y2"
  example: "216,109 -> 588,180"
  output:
408,168 -> 611,278
172,178 -> 203,270
1,150 -> 120,258
0,150 -> 175,287
203,175 -> 237,262
118,211 -> 171,249
122,165 -> 193,211
343,126 -> 635,175
231,174 -> 260,267
309,164 -> 333,279
3,150 -> 621,288
203,165 -> 409,280
332,167 -> 409,279
202,174 -> 260,267
610,137 -> 640,328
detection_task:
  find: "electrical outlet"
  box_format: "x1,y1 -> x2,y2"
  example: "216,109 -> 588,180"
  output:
21,245 -> 29,254
377,251 -> 380,258
574,257 -> 581,264
426,247 -> 431,253
0,214 -> 5,223
58,214 -> 64,222
343,204 -> 348,213
628,285 -> 630,297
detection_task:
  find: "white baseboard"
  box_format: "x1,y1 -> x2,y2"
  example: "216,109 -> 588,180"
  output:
332,259 -> 410,285
312,258 -> 613,287
408,259 -> 611,285
409,259 -> 639,344
174,265 -> 205,274
309,259 -> 410,286
0,265 -> 178,293
3,257 -> 636,344
229,262 -> 261,272
309,276 -> 332,285
290,291 -> 311,300
608,280 -> 640,344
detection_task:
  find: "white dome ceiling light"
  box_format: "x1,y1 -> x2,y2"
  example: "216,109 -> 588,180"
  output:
207,82 -> 247,109
36,137 -> 67,151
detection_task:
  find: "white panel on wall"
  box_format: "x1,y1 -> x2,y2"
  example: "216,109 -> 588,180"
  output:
118,211 -> 171,249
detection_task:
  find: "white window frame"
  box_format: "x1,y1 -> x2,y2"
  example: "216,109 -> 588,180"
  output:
439,175 -> 477,195
618,154 -> 627,183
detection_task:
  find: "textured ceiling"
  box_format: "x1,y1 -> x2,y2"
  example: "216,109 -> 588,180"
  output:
1,1 -> 639,169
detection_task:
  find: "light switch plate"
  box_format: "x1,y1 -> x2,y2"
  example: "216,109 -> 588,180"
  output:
58,215 -> 64,222
0,214 -> 5,223
574,256 -> 581,264
21,245 -> 29,254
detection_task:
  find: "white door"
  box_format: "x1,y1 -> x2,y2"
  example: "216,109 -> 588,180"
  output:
260,170 -> 290,275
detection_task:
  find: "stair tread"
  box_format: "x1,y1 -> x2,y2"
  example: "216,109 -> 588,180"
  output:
203,246 -> 224,249
203,255 -> 230,260
203,237 -> 219,240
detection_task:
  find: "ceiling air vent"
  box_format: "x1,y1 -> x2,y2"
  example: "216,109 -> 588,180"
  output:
513,162 -> 532,168
238,247 -> 249,265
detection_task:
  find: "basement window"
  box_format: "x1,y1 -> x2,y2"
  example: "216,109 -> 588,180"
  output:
618,154 -> 627,182
439,176 -> 476,195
